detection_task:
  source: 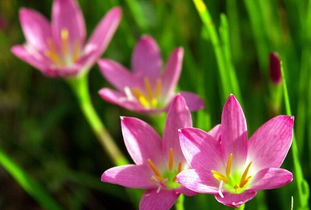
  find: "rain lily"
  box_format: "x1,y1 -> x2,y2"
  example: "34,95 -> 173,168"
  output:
177,94 -> 294,207
11,0 -> 122,77
98,35 -> 204,113
101,95 -> 196,210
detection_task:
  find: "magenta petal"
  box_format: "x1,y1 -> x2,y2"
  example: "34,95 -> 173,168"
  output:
52,0 -> 86,44
163,95 -> 192,162
11,45 -> 48,73
121,117 -> 163,165
132,35 -> 162,80
215,191 -> 257,207
179,128 -> 222,172
98,88 -> 144,112
161,48 -> 184,101
248,115 -> 294,169
139,189 -> 179,210
98,59 -> 138,91
85,7 -> 122,58
179,91 -> 205,111
101,164 -> 154,189
250,168 -> 293,191
177,169 -> 218,194
207,124 -> 221,142
221,94 -> 248,165
19,8 -> 51,50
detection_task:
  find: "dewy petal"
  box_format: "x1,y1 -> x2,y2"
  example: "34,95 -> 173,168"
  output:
248,115 -> 294,169
121,117 -> 163,165
163,95 -> 192,162
250,168 -> 293,191
221,94 -> 248,165
177,169 -> 218,194
84,7 -> 122,58
139,189 -> 179,210
161,48 -> 184,101
132,35 -> 162,81
179,91 -> 204,111
52,0 -> 86,44
207,124 -> 222,142
19,8 -> 51,50
98,88 -> 144,112
98,59 -> 139,91
11,45 -> 48,73
101,164 -> 154,189
215,190 -> 257,208
179,128 -> 222,172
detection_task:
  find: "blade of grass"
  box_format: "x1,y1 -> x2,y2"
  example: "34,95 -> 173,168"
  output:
0,148 -> 62,210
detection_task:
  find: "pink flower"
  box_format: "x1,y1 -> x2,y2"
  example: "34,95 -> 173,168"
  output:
101,95 -> 196,210
98,35 -> 204,113
177,94 -> 294,207
11,0 -> 122,78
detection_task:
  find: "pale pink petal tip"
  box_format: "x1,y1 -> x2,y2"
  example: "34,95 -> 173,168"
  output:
215,191 -> 257,207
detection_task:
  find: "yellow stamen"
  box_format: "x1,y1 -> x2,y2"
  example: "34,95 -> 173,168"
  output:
226,153 -> 233,177
147,159 -> 164,182
72,39 -> 81,61
239,161 -> 253,188
144,77 -> 153,101
211,170 -> 229,184
61,28 -> 69,56
45,39 -> 62,65
168,148 -> 174,171
132,88 -> 150,108
177,162 -> 183,173
155,79 -> 162,98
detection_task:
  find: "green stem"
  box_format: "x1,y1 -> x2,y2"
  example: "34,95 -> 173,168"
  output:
0,148 -> 62,210
234,204 -> 245,210
68,74 -> 128,166
175,194 -> 185,210
280,62 -> 310,209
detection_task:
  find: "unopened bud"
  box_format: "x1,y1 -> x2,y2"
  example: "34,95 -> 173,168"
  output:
269,52 -> 282,84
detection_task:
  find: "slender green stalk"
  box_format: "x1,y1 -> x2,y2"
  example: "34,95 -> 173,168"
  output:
234,204 -> 245,210
175,194 -> 185,210
68,74 -> 128,166
281,62 -> 310,209
0,148 -> 62,210
123,0 -> 148,32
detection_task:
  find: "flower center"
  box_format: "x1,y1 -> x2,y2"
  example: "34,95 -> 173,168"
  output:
44,28 -> 81,66
130,77 -> 162,109
147,148 -> 183,192
211,153 -> 253,195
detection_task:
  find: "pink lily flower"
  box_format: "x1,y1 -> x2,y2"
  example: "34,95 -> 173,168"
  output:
101,95 -> 196,210
11,0 -> 122,78
177,94 -> 294,207
98,35 -> 204,113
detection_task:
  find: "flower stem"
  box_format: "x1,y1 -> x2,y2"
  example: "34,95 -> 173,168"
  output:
68,74 -> 128,166
234,204 -> 245,210
175,194 -> 185,210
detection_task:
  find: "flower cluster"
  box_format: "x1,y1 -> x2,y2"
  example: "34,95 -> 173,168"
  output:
11,0 -> 294,209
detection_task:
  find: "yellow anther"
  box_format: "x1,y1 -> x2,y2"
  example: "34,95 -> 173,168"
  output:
144,77 -> 153,101
45,39 -> 62,65
169,148 -> 174,171
147,159 -> 164,182
61,28 -> 69,56
177,162 -> 183,173
72,39 -> 81,61
155,79 -> 162,98
226,153 -> 233,177
211,170 -> 229,184
239,161 -> 253,188
132,88 -> 151,108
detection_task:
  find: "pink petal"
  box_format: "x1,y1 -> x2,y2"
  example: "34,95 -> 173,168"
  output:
207,124 -> 221,142
132,35 -> 162,81
221,94 -> 248,166
163,95 -> 192,162
11,45 -> 48,73
101,164 -> 154,189
98,59 -> 139,91
248,115 -> 294,169
179,91 -> 205,111
179,128 -> 222,172
19,8 -> 51,50
84,7 -> 122,58
121,117 -> 163,165
177,169 -> 218,193
52,0 -> 86,44
215,190 -> 257,207
177,186 -> 197,196
250,168 -> 293,191
46,65 -> 82,77
98,88 -> 145,112
161,48 -> 184,101
139,189 -> 179,210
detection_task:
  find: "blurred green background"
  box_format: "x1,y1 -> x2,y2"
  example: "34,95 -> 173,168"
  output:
0,0 -> 310,209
